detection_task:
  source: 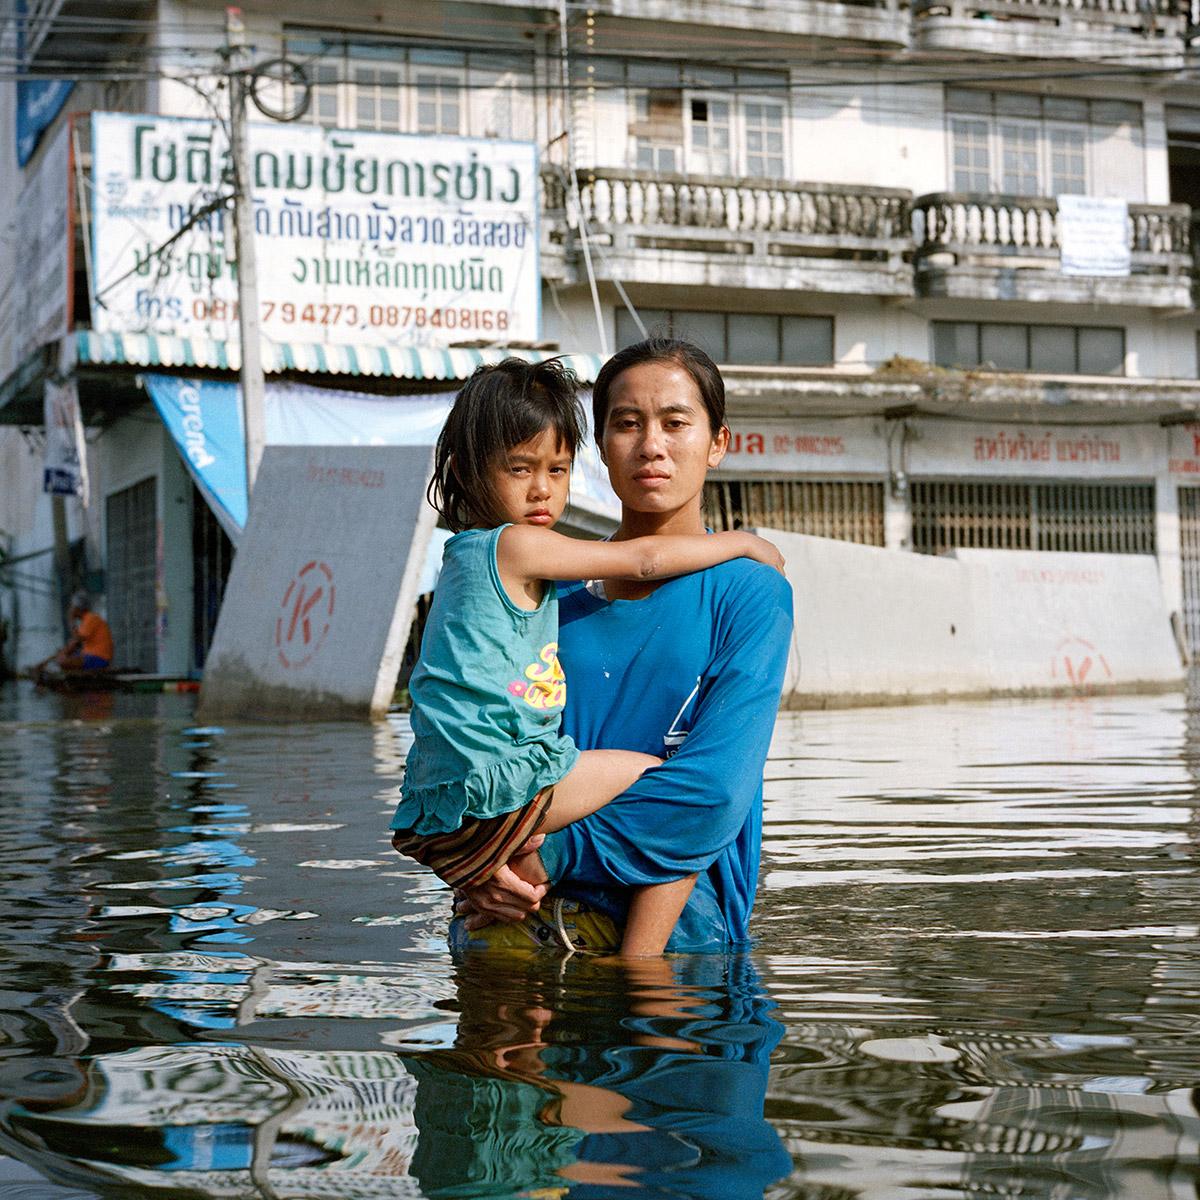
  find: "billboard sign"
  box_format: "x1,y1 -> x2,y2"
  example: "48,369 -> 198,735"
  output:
90,112 -> 540,351
0,120 -> 70,381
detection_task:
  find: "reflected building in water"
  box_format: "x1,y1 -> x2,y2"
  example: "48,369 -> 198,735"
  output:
0,953 -> 790,1199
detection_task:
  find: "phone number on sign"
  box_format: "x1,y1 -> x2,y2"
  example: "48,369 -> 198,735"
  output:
192,299 -> 512,332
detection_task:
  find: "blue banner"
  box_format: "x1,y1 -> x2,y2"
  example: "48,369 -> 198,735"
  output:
17,80 -> 72,167
14,1 -> 73,167
145,376 -> 248,533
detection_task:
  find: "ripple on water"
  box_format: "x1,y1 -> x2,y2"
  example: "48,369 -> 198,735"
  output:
1,685 -> 1199,1197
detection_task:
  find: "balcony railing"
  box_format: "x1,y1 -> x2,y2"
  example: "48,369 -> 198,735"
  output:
913,0 -> 1187,44
914,0 -> 1185,23
546,167 -> 911,276
578,0 -> 910,43
912,192 -> 1191,277
546,175 -> 1197,302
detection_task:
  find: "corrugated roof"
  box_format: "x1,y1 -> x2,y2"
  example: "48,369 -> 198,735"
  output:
75,330 -> 605,383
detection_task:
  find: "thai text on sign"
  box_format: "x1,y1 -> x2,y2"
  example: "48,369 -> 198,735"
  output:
719,418 -> 879,474
908,420 -> 1161,478
89,112 -> 540,349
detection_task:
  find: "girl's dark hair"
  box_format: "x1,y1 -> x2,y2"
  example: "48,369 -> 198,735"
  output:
592,337 -> 726,437
429,358 -> 585,531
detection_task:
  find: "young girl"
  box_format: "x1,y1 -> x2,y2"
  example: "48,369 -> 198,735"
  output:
391,358 -> 783,956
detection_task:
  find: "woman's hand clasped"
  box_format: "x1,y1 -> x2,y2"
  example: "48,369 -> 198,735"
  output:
455,834 -> 550,930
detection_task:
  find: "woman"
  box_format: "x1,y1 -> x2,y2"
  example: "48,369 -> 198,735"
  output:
455,337 -> 794,952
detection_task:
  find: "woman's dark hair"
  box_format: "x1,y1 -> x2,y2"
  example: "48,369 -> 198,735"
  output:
591,337 -> 726,437
429,358 -> 585,532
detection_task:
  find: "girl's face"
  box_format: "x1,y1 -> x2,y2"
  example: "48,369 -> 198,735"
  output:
487,427 -> 573,528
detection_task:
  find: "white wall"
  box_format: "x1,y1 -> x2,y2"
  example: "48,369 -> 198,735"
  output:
793,78 -> 946,194
766,532 -> 1184,705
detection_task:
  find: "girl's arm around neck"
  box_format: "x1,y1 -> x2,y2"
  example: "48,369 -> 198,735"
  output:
497,524 -> 784,590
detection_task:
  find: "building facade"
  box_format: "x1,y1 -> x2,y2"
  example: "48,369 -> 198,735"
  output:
3,0 -> 1200,675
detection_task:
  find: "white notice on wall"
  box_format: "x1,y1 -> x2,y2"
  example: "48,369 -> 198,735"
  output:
1058,195 -> 1130,277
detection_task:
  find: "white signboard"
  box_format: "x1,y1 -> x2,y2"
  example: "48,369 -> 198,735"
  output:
908,419 -> 1163,479
0,121 -> 70,381
1058,195 -> 1131,278
90,113 -> 539,350
718,418 -> 883,475
42,375 -> 88,498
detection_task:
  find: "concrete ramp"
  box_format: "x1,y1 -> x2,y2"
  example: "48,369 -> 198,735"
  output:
199,445 -> 437,721
762,531 -> 1184,707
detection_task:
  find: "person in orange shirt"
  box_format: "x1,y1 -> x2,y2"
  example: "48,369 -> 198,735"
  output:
56,592 -> 114,671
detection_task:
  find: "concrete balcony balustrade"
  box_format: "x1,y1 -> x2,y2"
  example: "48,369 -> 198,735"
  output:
912,192 -> 1192,308
545,167 -> 914,298
912,0 -> 1187,60
578,0 -> 910,46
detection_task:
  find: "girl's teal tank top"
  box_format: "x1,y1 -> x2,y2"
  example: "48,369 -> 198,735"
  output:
390,525 -> 579,835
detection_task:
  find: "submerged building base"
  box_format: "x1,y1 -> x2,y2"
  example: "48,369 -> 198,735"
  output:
764,531 -> 1186,708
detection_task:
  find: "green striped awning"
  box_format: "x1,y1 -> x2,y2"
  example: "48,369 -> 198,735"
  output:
75,330 -> 605,384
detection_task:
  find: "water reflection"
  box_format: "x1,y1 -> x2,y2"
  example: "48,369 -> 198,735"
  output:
0,954 -> 788,1198
0,682 -> 1198,1198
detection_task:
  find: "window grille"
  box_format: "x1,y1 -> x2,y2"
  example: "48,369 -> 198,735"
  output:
105,478 -> 157,672
910,480 -> 1155,556
1178,488 -> 1200,656
703,479 -> 885,545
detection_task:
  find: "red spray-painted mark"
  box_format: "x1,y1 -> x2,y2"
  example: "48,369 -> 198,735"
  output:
276,560 -> 335,670
1050,635 -> 1113,689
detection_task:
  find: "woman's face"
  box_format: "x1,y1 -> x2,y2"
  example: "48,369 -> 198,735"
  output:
600,360 -> 729,518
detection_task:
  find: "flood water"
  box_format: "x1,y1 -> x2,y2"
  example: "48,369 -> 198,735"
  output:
0,681 -> 1197,1199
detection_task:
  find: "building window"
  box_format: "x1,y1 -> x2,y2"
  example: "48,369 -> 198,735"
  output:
285,33 -> 531,140
618,60 -> 788,179
910,481 -> 1154,556
951,117 -> 990,192
632,90 -> 683,172
310,60 -> 340,128
1049,127 -> 1087,195
743,101 -> 784,179
616,309 -> 833,366
353,62 -> 402,131
946,89 -> 1144,200
932,321 -> 1124,376
689,97 -> 732,176
999,121 -> 1039,194
704,479 -> 885,544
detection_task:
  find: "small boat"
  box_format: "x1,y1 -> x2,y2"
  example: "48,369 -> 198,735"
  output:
27,668 -> 199,694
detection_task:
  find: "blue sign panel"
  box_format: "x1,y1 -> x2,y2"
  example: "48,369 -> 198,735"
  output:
14,1 -> 73,167
144,375 -> 248,533
17,79 -> 72,166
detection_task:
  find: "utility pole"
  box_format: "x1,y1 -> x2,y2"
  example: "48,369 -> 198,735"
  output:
558,0 -> 607,357
225,6 -> 267,499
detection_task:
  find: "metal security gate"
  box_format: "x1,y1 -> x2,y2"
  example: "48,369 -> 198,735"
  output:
106,478 -> 157,671
703,479 -> 886,544
1179,488 -> 1200,655
910,480 -> 1155,556
192,485 -> 234,671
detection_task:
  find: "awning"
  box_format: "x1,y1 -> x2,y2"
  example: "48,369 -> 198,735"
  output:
75,330 -> 605,384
